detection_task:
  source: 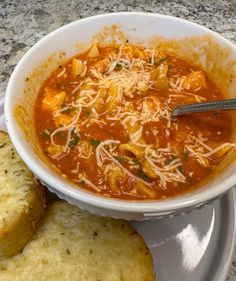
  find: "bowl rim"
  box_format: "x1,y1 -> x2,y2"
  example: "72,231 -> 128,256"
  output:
5,12 -> 236,214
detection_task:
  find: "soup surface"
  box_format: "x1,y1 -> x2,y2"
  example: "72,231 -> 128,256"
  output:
34,44 -> 235,200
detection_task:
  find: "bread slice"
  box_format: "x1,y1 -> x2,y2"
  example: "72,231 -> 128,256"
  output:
0,131 -> 46,259
0,202 -> 154,281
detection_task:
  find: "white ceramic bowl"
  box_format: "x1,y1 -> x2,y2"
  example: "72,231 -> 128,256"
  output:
3,12 -> 236,220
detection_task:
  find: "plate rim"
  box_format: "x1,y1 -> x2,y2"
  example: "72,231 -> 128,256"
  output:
132,188 -> 236,281
211,188 -> 236,281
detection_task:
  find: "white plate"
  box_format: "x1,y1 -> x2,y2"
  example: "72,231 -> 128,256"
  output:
132,188 -> 236,281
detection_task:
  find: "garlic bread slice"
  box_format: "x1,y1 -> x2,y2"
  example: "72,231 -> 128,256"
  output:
0,202 -> 154,281
0,131 -> 46,259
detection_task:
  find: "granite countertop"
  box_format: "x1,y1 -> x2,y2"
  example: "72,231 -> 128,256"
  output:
0,0 -> 236,279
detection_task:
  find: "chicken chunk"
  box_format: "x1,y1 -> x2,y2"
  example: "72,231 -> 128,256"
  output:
42,88 -> 66,111
150,64 -> 169,89
53,113 -> 73,127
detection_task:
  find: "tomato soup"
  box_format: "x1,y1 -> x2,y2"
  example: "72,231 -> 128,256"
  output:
34,44 -> 234,200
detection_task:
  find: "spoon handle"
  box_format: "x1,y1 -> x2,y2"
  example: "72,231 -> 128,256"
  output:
172,98 -> 236,117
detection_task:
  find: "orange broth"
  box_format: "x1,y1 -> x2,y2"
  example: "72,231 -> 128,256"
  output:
34,44 -> 234,200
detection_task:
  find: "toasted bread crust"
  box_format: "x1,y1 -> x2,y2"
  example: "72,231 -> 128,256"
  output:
0,131 -> 46,259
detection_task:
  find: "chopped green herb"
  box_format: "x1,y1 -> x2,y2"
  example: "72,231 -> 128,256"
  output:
86,109 -> 92,116
79,179 -> 85,185
0,143 -> 6,148
132,159 -> 139,166
156,57 -> 168,65
182,151 -> 189,161
104,144 -> 109,150
82,106 -> 91,116
56,83 -> 65,90
68,138 -> 79,149
187,175 -> 193,183
137,169 -> 149,181
13,170 -> 22,176
164,155 -> 177,165
177,165 -> 183,173
61,107 -> 72,113
40,131 -> 50,138
168,64 -> 174,69
115,64 -> 122,70
159,57 -> 168,62
90,139 -> 101,146
114,155 -> 124,164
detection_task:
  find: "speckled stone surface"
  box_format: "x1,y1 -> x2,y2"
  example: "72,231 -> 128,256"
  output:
0,0 -> 236,279
0,0 -> 236,97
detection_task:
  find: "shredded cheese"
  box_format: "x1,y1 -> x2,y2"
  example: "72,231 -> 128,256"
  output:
78,174 -> 101,192
144,147 -> 185,187
96,140 -> 153,187
185,135 -> 235,167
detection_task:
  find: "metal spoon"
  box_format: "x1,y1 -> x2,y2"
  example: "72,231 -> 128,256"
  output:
172,98 -> 236,118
